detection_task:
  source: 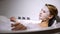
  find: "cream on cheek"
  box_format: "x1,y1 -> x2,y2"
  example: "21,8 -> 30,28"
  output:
39,6 -> 50,20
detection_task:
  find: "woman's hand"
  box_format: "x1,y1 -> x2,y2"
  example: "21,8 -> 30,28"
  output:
11,22 -> 27,31
10,17 -> 16,22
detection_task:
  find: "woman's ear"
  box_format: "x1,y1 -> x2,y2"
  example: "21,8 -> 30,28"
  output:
48,15 -> 53,19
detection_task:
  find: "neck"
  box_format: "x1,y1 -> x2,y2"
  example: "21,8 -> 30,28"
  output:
39,19 -> 49,27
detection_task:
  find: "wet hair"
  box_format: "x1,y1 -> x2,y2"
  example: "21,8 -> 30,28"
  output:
45,4 -> 58,27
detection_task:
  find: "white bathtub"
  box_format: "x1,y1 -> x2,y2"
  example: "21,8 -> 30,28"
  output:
0,16 -> 60,33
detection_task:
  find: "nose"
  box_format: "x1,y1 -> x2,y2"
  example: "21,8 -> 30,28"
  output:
40,12 -> 42,15
39,13 -> 42,16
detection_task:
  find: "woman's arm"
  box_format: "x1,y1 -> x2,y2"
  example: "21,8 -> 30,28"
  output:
11,22 -> 27,31
10,17 -> 27,31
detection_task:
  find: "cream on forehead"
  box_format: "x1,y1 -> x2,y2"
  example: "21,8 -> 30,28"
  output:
42,6 -> 50,15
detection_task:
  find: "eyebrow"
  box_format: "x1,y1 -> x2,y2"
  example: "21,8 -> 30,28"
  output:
41,9 -> 46,13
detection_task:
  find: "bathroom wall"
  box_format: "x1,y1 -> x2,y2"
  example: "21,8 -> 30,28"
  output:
0,0 -> 60,20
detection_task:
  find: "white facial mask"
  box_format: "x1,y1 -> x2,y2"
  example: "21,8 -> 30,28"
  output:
39,6 -> 50,20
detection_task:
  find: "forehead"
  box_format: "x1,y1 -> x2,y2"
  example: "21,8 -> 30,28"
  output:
42,6 -> 49,12
41,6 -> 50,14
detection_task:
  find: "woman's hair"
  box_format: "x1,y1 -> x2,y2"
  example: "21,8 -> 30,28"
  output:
45,4 -> 58,27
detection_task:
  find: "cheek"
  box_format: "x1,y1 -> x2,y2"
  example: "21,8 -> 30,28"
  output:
43,13 -> 49,17
39,13 -> 49,19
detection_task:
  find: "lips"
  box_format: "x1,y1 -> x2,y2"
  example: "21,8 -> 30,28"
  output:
39,16 -> 42,19
39,14 -> 41,17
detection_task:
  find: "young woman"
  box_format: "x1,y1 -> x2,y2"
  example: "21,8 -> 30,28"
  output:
10,4 -> 58,31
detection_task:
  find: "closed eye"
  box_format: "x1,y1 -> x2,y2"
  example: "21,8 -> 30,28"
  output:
43,10 -> 46,13
41,9 -> 46,13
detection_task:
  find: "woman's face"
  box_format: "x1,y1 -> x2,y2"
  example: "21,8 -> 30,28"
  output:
39,6 -> 50,20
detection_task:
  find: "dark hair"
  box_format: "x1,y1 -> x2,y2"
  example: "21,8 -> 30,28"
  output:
45,4 -> 58,27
